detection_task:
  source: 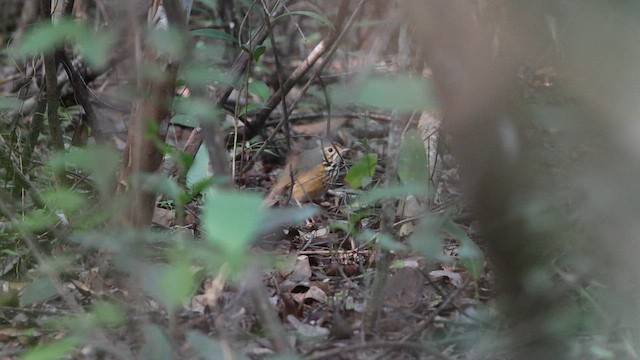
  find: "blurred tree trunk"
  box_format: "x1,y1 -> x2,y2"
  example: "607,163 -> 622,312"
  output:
117,0 -> 188,227
405,2 -> 566,358
407,1 -> 640,358
13,0 -> 39,43
118,64 -> 179,226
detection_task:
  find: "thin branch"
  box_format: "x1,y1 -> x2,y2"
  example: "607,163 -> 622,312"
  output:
361,14 -> 408,331
23,91 -> 47,172
402,278 -> 473,342
55,50 -> 105,142
260,0 -> 291,152
251,0 -> 352,130
0,134 -> 45,208
364,113 -> 406,330
241,0 -> 360,174
247,269 -> 293,354
270,111 -> 395,124
167,2 -> 288,184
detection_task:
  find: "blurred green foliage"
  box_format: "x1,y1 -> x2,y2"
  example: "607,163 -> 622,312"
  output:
16,19 -> 115,68
4,0 -> 638,359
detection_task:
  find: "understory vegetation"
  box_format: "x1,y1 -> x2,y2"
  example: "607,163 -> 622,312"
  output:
1,1 -> 640,359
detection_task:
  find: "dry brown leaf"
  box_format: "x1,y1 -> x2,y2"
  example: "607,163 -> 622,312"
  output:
287,315 -> 329,338
184,268 -> 226,313
382,267 -> 424,308
288,255 -> 312,282
152,207 -> 175,227
429,269 -> 463,288
398,222 -> 414,237
291,285 -> 327,305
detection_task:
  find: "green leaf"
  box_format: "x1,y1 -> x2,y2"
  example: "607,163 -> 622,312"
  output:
148,28 -> 187,59
186,331 -> 226,360
1,249 -> 19,256
0,96 -> 21,110
175,97 -> 224,119
345,153 -> 377,189
139,325 -> 173,360
20,278 -> 57,306
170,114 -> 199,127
191,28 -> 238,44
16,20 -> 80,57
358,184 -> 430,205
75,30 -> 116,68
331,75 -> 439,112
198,0 -> 219,11
248,80 -> 270,102
202,190 -> 265,263
41,188 -> 87,214
160,262 -> 195,308
91,301 -> 125,327
358,230 -> 407,252
264,206 -> 319,229
186,145 -> 213,193
408,215 -> 449,263
589,345 -> 615,359
252,44 -> 266,62
141,263 -> 194,309
445,219 -> 484,278
275,10 -> 334,30
154,177 -> 189,205
22,337 -> 79,360
398,129 -> 429,186
183,65 -> 236,87
456,239 -> 485,279
19,209 -> 59,232
16,19 -> 115,68
189,178 -> 215,198
50,146 -> 120,196
237,103 -> 263,116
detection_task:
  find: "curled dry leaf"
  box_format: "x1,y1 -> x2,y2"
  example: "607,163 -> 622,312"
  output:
397,196 -> 422,237
289,255 -> 312,282
398,222 -> 414,237
275,253 -> 299,278
291,285 -> 328,305
399,195 -> 423,219
185,269 -> 226,313
382,267 -> 425,308
429,269 -> 463,288
152,207 -> 175,228
82,267 -> 113,296
287,315 -> 330,338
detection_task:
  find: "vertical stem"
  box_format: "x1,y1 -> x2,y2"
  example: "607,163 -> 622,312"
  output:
363,17 -> 408,333
40,0 -> 64,152
24,92 -> 47,172
364,113 -> 404,330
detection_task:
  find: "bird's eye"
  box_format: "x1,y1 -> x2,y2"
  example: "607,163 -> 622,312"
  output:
327,147 -> 334,153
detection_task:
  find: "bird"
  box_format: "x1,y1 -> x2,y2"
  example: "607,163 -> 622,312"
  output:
264,144 -> 347,207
